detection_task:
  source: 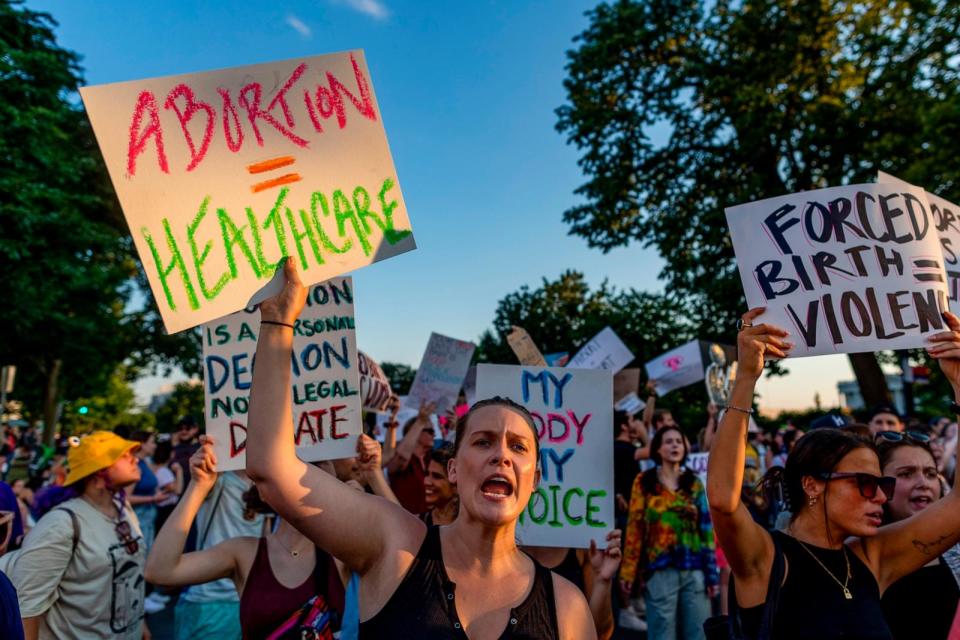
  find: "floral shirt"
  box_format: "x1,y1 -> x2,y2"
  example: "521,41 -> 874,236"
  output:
620,472 -> 718,586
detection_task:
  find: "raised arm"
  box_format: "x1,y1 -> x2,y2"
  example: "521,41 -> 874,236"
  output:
702,403 -> 719,452
357,433 -> 400,505
584,530 -> 621,640
380,396 -> 401,466
245,258 -> 422,575
386,402 -> 435,474
145,440 -> 242,588
707,308 -> 790,598
641,380 -> 657,429
864,311 -> 960,588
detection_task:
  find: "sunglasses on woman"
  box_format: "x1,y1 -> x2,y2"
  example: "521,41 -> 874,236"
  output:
114,519 -> 139,555
817,472 -> 896,499
875,430 -> 931,444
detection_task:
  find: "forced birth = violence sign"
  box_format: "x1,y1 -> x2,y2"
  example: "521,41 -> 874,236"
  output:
476,365 -> 613,548
726,184 -> 949,356
80,51 -> 416,333
203,278 -> 361,471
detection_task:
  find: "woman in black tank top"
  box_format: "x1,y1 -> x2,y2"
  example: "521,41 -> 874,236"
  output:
707,308 -> 960,639
244,260 -> 599,639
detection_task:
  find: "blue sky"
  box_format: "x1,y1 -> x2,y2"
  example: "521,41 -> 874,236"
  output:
27,0 -> 853,412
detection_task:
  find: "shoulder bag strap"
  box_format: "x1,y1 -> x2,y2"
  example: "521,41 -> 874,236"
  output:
198,479 -> 225,549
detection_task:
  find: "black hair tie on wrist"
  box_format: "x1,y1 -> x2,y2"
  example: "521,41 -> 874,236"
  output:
261,320 -> 294,329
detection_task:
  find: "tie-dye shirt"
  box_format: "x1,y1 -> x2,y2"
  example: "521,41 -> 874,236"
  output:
620,471 -> 719,586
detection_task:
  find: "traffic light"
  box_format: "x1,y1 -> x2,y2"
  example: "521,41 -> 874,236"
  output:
78,406 -> 89,415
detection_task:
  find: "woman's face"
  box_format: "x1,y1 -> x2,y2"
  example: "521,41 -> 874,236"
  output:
424,459 -> 455,509
817,448 -> 888,537
105,449 -> 142,488
881,445 -> 940,522
448,406 -> 539,527
140,436 -> 157,458
657,429 -> 685,465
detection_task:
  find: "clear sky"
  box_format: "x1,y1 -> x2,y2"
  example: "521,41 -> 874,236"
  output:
26,0 -> 855,413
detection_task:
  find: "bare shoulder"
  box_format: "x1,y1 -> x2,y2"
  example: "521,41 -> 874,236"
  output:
551,572 -> 596,640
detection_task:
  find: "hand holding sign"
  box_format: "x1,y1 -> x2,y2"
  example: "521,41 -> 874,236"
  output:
926,312 -> 960,389
736,308 -> 794,381
190,436 -> 219,492
589,529 -> 623,582
258,257 -> 307,325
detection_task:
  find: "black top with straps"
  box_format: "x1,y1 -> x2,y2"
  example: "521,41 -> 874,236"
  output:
359,526 -> 560,639
740,531 -> 893,640
881,560 -> 959,640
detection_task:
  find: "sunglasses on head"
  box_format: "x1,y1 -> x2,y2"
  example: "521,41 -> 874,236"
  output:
875,430 -> 931,444
818,472 -> 896,500
114,519 -> 139,555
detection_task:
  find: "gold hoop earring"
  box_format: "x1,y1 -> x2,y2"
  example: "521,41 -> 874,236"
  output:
808,495 -> 819,507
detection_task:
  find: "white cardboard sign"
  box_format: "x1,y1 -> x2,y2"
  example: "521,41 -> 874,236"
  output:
726,183 -> 949,356
406,333 -> 475,413
202,277 -> 361,470
878,172 -> 960,307
644,340 -> 705,396
475,364 -> 614,548
80,50 -> 416,334
566,327 -> 634,373
357,351 -> 396,413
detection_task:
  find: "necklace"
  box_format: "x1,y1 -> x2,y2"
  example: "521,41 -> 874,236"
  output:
795,539 -> 853,600
272,534 -> 310,558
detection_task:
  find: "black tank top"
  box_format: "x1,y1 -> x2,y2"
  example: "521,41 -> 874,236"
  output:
548,548 -> 585,593
741,531 -> 893,640
881,560 -> 959,640
359,526 -> 560,639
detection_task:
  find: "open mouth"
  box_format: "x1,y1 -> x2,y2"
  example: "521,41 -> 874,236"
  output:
480,476 -> 514,500
865,511 -> 883,526
909,496 -> 934,509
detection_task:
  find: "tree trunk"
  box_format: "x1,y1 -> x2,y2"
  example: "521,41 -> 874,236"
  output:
42,359 -> 62,447
847,352 -> 890,409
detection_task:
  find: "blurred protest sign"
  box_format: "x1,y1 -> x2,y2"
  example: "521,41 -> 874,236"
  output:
567,327 -> 633,372
545,352 -> 570,367
406,333 -> 475,413
879,172 -> 960,307
615,392 -> 644,416
613,368 -> 640,402
476,364 -> 613,548
202,277 -> 360,470
507,326 -> 547,366
645,341 -> 705,396
726,184 -> 948,356
358,351 -> 395,413
80,50 -> 416,334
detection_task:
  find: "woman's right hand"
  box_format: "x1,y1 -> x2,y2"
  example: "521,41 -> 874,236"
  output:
189,436 -> 219,492
258,257 -> 307,325
736,308 -> 792,380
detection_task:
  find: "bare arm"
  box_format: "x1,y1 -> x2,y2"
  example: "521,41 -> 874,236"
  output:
583,530 -> 621,640
128,492 -> 160,506
245,259 -> 422,576
145,443 -> 240,588
864,312 -> 960,588
707,309 -> 791,604
387,402 -> 435,474
555,573 -> 598,640
641,381 -> 657,428
379,397 -> 401,466
702,403 -> 719,452
358,433 -> 400,505
23,617 -> 38,640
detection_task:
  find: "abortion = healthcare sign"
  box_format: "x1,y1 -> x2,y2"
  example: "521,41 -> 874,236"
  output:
726,183 -> 949,356
476,364 -> 613,548
80,51 -> 416,333
407,333 -> 476,414
202,277 -> 361,471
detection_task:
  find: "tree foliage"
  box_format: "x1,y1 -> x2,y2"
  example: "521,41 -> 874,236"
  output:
380,362 -> 417,396
556,0 -> 960,405
0,1 -> 199,438
153,381 -> 205,433
60,365 -> 154,435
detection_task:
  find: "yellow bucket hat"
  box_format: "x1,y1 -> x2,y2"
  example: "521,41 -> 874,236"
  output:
64,431 -> 140,486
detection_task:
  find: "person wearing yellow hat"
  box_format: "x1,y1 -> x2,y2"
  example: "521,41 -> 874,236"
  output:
3,430 -> 150,639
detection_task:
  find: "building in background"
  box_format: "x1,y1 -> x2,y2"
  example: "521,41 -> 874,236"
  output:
838,374 -> 905,415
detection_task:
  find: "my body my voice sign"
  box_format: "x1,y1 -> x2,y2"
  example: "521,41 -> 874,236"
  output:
203,277 -> 361,471
475,364 -> 613,549
726,184 -> 949,356
80,51 -> 416,333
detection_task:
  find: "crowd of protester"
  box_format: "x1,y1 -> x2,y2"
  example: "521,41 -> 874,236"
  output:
2,261 -> 960,639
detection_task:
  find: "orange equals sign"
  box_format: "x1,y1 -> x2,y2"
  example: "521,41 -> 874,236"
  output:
247,155 -> 302,193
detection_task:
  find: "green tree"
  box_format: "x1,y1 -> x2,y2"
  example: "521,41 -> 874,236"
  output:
0,1 -> 199,442
556,0 -> 960,406
60,365 -> 155,435
476,270 -> 716,437
380,362 -> 417,396
153,381 -> 205,433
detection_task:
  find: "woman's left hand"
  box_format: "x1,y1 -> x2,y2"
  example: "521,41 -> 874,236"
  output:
926,312 -> 960,392
589,529 -> 622,581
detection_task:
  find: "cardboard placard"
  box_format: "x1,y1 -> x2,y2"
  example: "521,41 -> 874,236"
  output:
544,352 -> 570,367
506,326 -> 548,366
357,351 -> 396,413
566,327 -> 634,373
475,364 -> 614,548
645,340 -> 706,396
613,368 -> 641,402
80,50 -> 416,333
726,183 -> 949,356
202,277 -> 361,470
406,333 -> 476,413
879,172 -> 960,306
